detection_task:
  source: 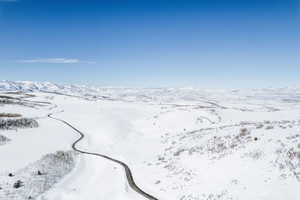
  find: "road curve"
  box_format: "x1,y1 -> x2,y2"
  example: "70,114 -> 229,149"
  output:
48,114 -> 159,200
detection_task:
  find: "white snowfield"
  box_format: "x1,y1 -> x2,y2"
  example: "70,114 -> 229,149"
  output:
0,80 -> 300,200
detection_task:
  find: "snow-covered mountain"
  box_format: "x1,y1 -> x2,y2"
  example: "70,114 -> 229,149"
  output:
1,80 -> 300,104
0,80 -> 98,94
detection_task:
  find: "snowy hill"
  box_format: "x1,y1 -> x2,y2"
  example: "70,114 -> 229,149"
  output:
0,80 -> 96,94
1,81 -> 300,200
1,80 -> 300,104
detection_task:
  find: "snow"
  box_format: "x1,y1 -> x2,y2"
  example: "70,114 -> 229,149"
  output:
0,151 -> 77,200
0,119 -> 77,171
1,81 -> 300,200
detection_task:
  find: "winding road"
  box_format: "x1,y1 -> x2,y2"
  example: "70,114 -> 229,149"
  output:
48,114 -> 159,200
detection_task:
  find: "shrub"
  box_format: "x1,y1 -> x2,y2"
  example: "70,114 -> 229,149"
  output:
13,180 -> 24,189
0,113 -> 22,118
239,128 -> 249,136
0,134 -> 10,145
0,118 -> 38,130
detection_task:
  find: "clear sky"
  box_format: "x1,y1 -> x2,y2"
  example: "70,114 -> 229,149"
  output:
0,0 -> 299,88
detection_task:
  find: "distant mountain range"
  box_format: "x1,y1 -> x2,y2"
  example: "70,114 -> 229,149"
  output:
1,80 -> 300,104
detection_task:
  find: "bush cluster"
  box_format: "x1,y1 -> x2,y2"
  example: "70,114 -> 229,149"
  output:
0,113 -> 22,118
0,118 -> 39,130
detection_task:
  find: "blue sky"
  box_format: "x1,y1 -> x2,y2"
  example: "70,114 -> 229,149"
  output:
0,0 -> 299,88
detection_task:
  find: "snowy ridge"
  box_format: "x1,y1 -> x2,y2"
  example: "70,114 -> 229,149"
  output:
0,80 -> 94,94
1,80 -> 300,104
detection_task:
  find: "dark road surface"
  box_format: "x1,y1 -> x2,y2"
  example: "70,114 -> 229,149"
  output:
48,114 -> 159,200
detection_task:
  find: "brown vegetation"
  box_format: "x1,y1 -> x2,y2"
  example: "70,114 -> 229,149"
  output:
0,113 -> 22,118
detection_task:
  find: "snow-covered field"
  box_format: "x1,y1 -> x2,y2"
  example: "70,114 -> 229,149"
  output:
1,81 -> 300,200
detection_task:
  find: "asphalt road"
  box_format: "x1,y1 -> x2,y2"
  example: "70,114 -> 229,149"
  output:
48,114 -> 159,200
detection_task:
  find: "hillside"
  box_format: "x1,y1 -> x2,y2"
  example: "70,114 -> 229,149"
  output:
0,81 -> 300,200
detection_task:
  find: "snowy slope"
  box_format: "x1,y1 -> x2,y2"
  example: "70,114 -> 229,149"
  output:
1,81 -> 300,200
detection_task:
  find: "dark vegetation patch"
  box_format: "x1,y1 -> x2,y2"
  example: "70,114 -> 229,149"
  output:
274,142 -> 300,181
0,118 -> 39,130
